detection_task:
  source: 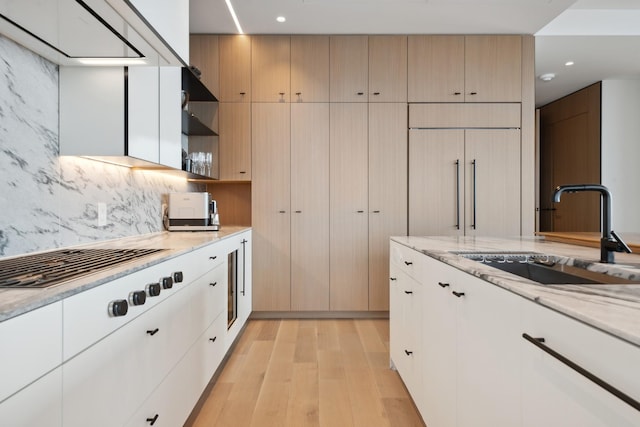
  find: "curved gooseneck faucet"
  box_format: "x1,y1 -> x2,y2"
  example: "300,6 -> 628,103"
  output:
552,184 -> 631,263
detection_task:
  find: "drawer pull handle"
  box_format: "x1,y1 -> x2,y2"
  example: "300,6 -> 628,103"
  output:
295,210 -> 302,213
373,92 -> 380,95
296,92 -> 302,96
438,282 -> 450,288
357,92 -> 364,95
209,256 -> 217,260
404,290 -> 413,295
239,171 -> 247,174
522,333 -> 640,412
404,261 -> 413,266
146,414 -> 159,425
454,92 -> 461,95
404,350 -> 413,356
239,92 -> 246,95
146,328 -> 159,336
469,91 -> 477,95
209,336 -> 217,342
452,291 -> 465,298
279,210 -> 286,213
210,282 -> 218,287
390,277 -> 397,281
372,210 -> 380,213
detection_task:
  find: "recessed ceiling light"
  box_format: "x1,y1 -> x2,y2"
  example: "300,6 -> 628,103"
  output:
565,61 -> 574,67
276,16 -> 286,23
539,73 -> 556,82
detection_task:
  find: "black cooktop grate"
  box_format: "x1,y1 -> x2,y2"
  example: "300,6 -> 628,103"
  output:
0,248 -> 165,289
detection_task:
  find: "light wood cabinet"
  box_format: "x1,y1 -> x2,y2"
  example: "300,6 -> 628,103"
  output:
330,103 -> 369,310
409,129 -> 520,237
291,103 -> 330,310
368,36 -> 407,102
218,102 -> 251,180
408,35 -> 521,102
189,34 -> 219,97
408,35 -> 464,102
219,35 -> 251,102
330,36 -> 368,103
252,35 -> 291,103
251,103 -> 291,311
464,129 -> 521,236
464,35 -> 521,102
368,103 -> 407,311
291,36 -> 329,103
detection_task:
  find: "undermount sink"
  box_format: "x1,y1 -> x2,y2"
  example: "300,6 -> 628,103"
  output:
451,252 -> 640,285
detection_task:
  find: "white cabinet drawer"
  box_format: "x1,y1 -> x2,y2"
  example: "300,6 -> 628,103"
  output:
0,367 -> 62,427
390,241 -> 422,280
125,313 -> 227,427
62,246 -> 223,360
522,302 -> 640,426
0,302 -> 62,403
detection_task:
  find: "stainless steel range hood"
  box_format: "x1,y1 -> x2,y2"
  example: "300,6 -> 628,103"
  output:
0,0 -> 184,66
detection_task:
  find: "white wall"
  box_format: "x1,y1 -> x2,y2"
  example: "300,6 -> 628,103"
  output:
601,79 -> 640,232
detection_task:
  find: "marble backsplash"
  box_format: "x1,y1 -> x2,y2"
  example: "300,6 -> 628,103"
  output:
0,35 -> 202,257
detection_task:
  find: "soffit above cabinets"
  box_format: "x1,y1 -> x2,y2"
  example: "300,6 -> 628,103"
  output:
0,0 -> 184,66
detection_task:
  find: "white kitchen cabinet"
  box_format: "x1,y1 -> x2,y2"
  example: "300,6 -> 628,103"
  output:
225,230 -> 253,348
0,301 -> 62,403
62,269 -> 216,427
391,242 -> 522,427
389,263 -> 422,401
119,0 -> 189,62
521,301 -> 640,427
0,367 -> 62,427
60,64 -> 183,169
126,312 -> 227,427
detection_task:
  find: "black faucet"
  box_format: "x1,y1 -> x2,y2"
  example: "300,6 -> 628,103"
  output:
552,184 -> 631,263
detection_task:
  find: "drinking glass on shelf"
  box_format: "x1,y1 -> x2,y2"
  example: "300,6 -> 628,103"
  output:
205,152 -> 212,177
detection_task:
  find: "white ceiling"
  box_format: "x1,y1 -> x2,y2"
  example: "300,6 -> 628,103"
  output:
189,0 -> 640,107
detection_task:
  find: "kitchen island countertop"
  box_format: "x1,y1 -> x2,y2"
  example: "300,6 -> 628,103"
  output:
392,235 -> 640,347
0,227 -> 250,322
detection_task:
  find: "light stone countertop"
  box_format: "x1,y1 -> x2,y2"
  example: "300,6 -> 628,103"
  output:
391,235 -> 640,347
0,227 -> 250,322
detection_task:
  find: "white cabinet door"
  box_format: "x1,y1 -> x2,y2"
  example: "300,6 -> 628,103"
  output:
0,367 -> 62,427
521,301 -> 640,427
419,257 -> 457,427
127,65 -> 160,164
226,230 -> 253,348
159,65 -> 182,169
0,301 -> 62,403
455,269 -> 522,427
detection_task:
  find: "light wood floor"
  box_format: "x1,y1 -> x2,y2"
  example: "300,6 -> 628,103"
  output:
187,319 -> 425,427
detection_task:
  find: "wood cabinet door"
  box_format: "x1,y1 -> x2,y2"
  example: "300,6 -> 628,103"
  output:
407,35 -> 464,102
219,102 -> 251,181
409,129 -> 465,236
464,129 -> 521,236
464,35 -> 521,102
251,103 -> 291,311
330,103 -> 368,311
291,103 -> 330,310
329,36 -> 368,103
251,35 -> 290,102
219,35 -> 251,102
368,35 -> 407,102
368,103 -> 407,311
291,36 -> 329,103
189,34 -> 219,97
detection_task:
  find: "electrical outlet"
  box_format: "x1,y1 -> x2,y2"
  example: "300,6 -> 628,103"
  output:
98,203 -> 107,227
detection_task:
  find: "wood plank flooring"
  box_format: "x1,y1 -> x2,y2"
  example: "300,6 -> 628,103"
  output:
187,319 -> 425,427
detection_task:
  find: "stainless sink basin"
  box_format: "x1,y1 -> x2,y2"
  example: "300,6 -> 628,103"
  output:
451,252 -> 640,285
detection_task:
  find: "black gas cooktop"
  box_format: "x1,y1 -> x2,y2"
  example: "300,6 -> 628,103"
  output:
0,248 -> 165,289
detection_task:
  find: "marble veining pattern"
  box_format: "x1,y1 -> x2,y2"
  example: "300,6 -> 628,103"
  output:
392,235 -> 640,347
0,35 -> 202,257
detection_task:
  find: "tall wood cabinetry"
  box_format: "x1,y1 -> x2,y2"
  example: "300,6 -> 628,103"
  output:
192,33 -> 533,313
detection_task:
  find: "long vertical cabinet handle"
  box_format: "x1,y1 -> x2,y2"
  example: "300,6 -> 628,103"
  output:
471,159 -> 477,230
240,239 -> 247,296
522,334 -> 640,412
455,159 -> 460,230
